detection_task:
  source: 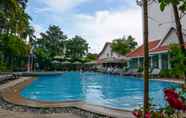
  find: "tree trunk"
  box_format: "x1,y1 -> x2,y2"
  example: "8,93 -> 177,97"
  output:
143,0 -> 149,116
172,4 -> 185,53
172,4 -> 186,84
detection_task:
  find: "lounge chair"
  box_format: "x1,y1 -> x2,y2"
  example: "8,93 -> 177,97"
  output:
151,68 -> 160,78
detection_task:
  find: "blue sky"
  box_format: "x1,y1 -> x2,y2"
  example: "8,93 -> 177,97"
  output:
26,0 -> 142,53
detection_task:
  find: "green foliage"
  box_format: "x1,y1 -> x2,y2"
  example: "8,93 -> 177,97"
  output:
0,60 -> 7,72
137,66 -> 143,73
0,34 -> 30,57
159,0 -> 186,12
0,0 -> 30,35
111,35 -> 137,55
0,0 -> 31,71
33,25 -> 67,69
159,44 -> 186,78
169,44 -> 186,78
84,53 -> 97,62
160,69 -> 172,78
0,34 -> 30,71
34,48 -> 51,70
65,35 -> 89,61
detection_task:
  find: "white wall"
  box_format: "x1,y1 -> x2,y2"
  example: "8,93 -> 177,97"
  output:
98,44 -> 122,60
162,31 -> 186,46
145,1 -> 186,40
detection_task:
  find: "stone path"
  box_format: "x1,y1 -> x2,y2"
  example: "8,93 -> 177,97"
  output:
0,108 -> 81,118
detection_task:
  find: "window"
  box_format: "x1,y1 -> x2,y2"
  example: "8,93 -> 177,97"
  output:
152,55 -> 159,69
161,53 -> 169,69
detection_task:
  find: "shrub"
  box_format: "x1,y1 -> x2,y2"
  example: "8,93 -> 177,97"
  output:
137,66 -> 143,72
0,61 -> 7,72
160,69 -> 172,78
169,44 -> 186,79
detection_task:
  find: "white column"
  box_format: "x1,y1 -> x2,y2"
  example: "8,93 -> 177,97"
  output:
137,58 -> 140,68
150,56 -> 153,69
168,54 -> 171,69
158,54 -> 162,69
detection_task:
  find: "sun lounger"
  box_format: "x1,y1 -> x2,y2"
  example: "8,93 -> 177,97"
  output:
150,68 -> 160,78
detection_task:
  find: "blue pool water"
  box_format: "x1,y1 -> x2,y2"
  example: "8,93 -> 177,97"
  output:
21,72 -> 179,110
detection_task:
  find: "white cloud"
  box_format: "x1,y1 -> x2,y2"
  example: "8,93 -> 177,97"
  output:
32,23 -> 45,38
71,7 -> 143,53
42,0 -> 92,13
29,0 -> 142,53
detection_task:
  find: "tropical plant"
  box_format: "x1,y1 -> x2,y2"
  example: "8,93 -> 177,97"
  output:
111,35 -> 137,55
169,44 -> 186,79
160,69 -> 172,78
33,25 -> 67,69
0,34 -> 30,71
0,0 -> 30,36
133,88 -> 186,118
65,35 -> 89,61
84,53 -> 97,62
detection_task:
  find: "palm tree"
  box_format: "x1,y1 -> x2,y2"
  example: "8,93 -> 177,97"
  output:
0,0 -> 30,36
17,0 -> 28,9
143,0 -> 150,115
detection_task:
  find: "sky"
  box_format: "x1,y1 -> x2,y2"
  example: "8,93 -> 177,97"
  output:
26,0 -> 143,53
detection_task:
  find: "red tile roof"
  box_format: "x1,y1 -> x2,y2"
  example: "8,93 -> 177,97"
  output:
150,45 -> 168,53
127,40 -> 160,58
150,43 -> 186,53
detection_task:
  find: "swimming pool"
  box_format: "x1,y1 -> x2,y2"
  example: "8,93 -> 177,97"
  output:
21,72 -> 179,110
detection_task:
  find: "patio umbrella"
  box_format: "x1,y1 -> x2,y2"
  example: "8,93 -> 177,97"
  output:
73,61 -> 82,65
61,61 -> 71,65
51,60 -> 60,64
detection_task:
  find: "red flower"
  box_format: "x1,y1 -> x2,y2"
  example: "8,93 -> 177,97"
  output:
132,111 -> 142,118
145,112 -> 151,118
164,89 -> 186,111
164,89 -> 179,98
167,96 -> 184,110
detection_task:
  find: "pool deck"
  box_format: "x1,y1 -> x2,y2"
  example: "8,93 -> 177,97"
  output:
0,109 -> 81,118
0,77 -> 133,118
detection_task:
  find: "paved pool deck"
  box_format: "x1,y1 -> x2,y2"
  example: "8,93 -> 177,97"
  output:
0,109 -> 81,118
0,77 -> 133,118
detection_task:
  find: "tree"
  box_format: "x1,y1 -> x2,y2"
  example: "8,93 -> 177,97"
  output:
34,25 -> 67,69
159,0 -> 185,53
0,34 -> 30,71
0,0 -> 31,71
65,35 -> 89,61
159,0 -> 186,85
143,0 -> 150,116
111,35 -> 137,55
17,0 -> 28,9
0,0 -> 30,36
84,53 -> 97,62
